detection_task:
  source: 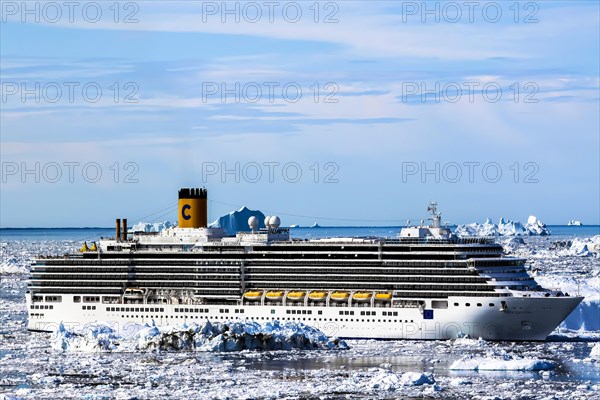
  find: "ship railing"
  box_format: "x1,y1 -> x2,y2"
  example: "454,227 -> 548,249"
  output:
385,237 -> 496,245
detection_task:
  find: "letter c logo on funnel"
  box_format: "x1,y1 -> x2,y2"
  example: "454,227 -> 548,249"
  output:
181,204 -> 192,220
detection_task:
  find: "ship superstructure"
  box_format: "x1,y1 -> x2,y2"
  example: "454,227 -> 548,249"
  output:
27,188 -> 582,340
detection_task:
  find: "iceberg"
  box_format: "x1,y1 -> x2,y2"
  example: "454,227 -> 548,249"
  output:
548,236 -> 600,257
365,369 -> 435,391
50,320 -> 348,353
449,356 -> 555,371
209,207 -> 266,236
455,216 -> 550,237
590,343 -> 600,359
130,221 -> 174,233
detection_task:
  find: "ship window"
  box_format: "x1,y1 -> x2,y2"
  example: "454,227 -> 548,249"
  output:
286,310 -> 290,314
30,305 -> 34,309
477,303 -> 482,307
465,303 -> 470,307
318,311 -> 322,315
489,303 -> 495,307
271,310 -> 275,314
393,312 -> 398,316
454,302 -> 459,306
432,301 -> 448,309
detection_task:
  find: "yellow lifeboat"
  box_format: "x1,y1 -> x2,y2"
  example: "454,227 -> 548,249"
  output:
352,292 -> 372,302
286,291 -> 306,301
243,290 -> 263,301
79,242 -> 89,252
375,292 -> 392,301
265,291 -> 284,301
89,242 -> 98,251
330,291 -> 350,301
308,291 -> 327,301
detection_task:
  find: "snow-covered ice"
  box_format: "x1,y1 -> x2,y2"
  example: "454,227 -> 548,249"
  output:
2,229 -> 600,399
51,320 -> 348,353
129,220 -> 174,233
449,356 -> 556,371
208,206 -> 266,235
455,216 -> 551,237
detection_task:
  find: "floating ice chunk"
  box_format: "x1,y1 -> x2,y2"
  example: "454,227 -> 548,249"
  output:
450,336 -> 487,347
209,207 -> 266,235
0,257 -> 29,275
51,322 -> 120,352
365,370 -> 434,391
449,356 -> 555,371
590,343 -> 600,359
456,216 -> 550,237
130,221 -> 174,233
399,371 -> 435,386
0,394 -> 24,400
450,377 -> 472,386
51,321 -> 348,353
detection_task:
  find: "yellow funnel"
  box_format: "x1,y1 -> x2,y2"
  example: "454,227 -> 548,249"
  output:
178,188 -> 208,228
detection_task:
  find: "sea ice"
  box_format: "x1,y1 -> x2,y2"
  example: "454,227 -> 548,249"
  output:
590,343 -> 600,359
51,320 -> 349,353
130,221 -> 174,233
364,369 -> 435,391
449,356 -> 556,371
208,207 -> 266,235
455,216 -> 550,237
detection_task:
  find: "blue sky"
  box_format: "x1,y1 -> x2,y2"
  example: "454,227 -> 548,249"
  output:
1,1 -> 599,227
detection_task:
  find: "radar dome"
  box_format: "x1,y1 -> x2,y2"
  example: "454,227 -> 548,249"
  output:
269,215 -> 281,228
248,216 -> 258,230
264,216 -> 271,227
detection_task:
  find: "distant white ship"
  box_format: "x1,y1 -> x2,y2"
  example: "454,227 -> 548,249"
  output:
27,189 -> 582,341
567,220 -> 583,226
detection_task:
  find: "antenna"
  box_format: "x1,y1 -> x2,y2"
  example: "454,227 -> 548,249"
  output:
427,202 -> 438,216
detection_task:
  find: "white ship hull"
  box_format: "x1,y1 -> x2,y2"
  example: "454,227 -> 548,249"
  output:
27,293 -> 582,341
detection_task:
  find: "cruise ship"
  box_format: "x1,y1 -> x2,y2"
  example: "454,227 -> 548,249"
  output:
27,188 -> 582,340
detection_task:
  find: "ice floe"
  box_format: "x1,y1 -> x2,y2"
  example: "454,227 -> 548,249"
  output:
449,356 -> 556,371
209,207 -> 266,236
130,221 -> 174,233
455,216 -> 550,237
365,369 -> 435,391
590,343 -> 600,359
51,321 -> 348,353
